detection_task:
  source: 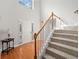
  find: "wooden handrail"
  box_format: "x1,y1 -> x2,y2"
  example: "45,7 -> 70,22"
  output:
35,12 -> 63,37
53,13 -> 66,24
34,12 -> 53,59
34,12 -> 63,59
53,13 -> 61,19
36,15 -> 52,36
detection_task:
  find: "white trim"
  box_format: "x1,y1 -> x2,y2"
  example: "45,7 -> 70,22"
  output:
32,0 -> 34,9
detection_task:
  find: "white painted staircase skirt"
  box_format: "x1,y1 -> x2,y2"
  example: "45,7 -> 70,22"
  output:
42,29 -> 78,59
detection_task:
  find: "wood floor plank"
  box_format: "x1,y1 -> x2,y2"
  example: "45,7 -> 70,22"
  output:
0,40 -> 41,59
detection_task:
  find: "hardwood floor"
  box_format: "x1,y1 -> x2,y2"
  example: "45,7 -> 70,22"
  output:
0,40 -> 41,59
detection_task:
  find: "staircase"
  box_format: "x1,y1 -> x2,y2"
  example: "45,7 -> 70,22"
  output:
42,29 -> 78,59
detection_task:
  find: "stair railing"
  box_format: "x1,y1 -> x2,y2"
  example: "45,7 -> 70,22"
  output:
34,12 -> 63,59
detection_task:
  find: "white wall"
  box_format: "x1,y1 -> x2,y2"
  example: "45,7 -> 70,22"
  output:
0,0 -> 21,46
0,0 -> 41,48
41,0 -> 78,26
16,0 -> 41,43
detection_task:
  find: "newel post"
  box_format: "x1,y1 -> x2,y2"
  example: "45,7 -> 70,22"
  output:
34,33 -> 37,59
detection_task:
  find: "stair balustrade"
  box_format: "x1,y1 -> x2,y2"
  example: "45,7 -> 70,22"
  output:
33,12 -> 65,59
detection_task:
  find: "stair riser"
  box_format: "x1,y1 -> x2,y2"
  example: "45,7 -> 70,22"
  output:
42,55 -> 56,59
63,26 -> 78,31
49,43 -> 78,57
54,30 -> 78,34
53,34 -> 78,40
46,49 -> 66,59
42,57 -> 46,59
51,39 -> 78,48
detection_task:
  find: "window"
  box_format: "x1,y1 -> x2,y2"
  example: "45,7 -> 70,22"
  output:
19,0 -> 32,8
